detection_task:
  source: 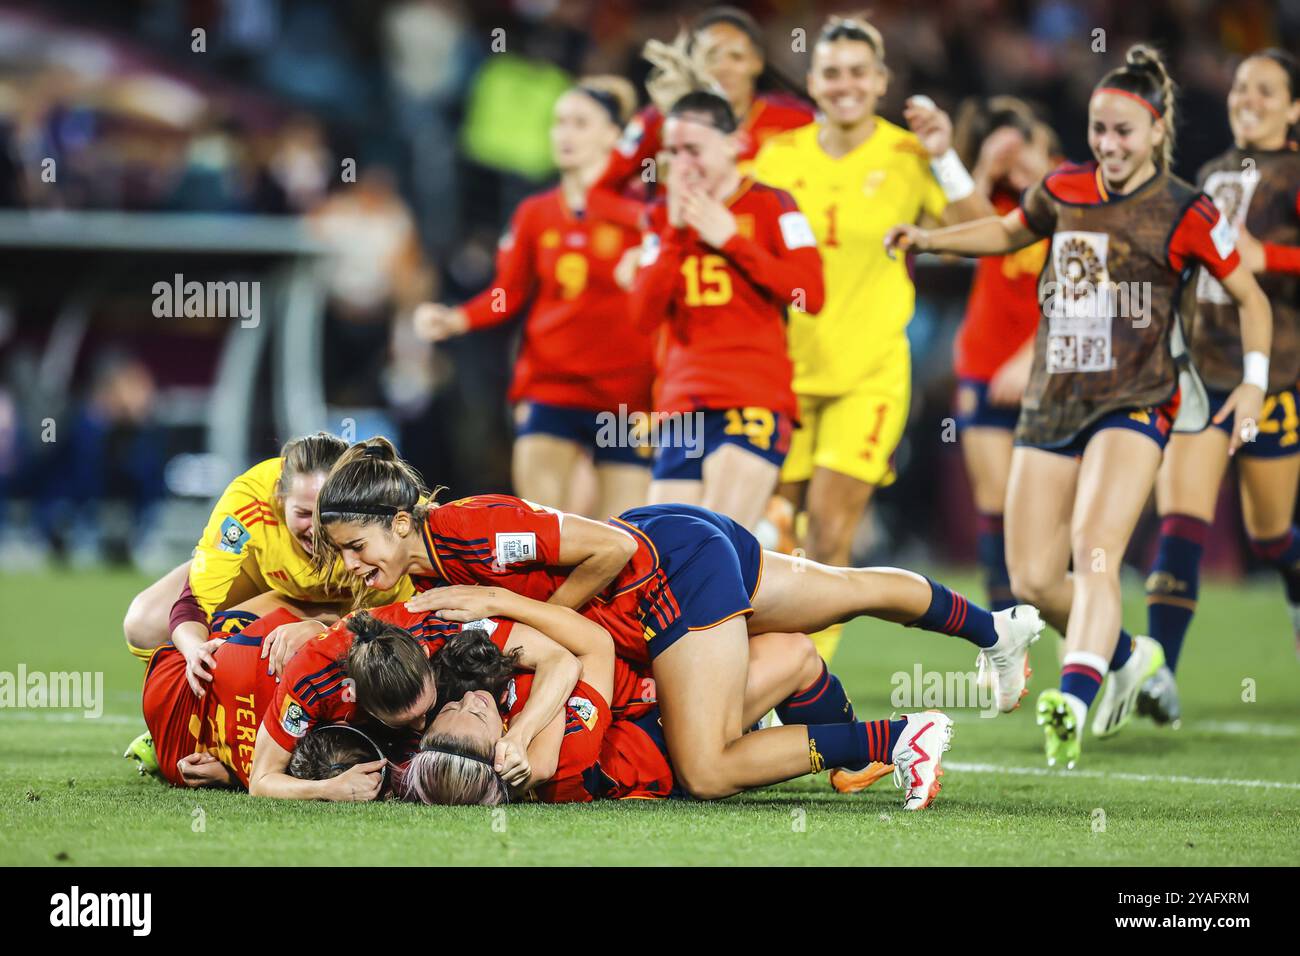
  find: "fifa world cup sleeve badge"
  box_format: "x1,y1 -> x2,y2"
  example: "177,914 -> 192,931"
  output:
280,697 -> 310,738
216,516 -> 251,555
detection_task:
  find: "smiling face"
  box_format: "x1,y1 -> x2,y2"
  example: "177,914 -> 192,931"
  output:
808,37 -> 886,129
551,89 -> 619,173
1088,91 -> 1162,190
695,22 -> 763,110
324,515 -> 415,591
663,114 -> 737,195
280,472 -> 327,556
420,690 -> 503,749
1228,56 -> 1300,151
372,671 -> 440,733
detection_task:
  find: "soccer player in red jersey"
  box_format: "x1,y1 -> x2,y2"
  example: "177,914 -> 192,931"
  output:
411,78 -> 654,519
247,586 -> 608,800
629,91 -> 825,530
141,603 -> 296,791
312,438 -> 1048,807
949,99 -> 1056,614
597,7 -> 813,198
887,46 -> 1272,767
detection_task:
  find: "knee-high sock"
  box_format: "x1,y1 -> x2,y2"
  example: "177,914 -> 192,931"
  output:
908,578 -> 999,648
806,718 -> 906,771
1249,528 -> 1300,604
1145,514 -> 1208,673
976,512 -> 1016,611
775,661 -> 855,726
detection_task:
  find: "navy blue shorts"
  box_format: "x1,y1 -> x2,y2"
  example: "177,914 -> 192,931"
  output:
614,504 -> 764,660
651,408 -> 792,481
1018,401 -> 1177,458
1207,385 -> 1300,458
516,401 -> 653,467
954,378 -> 1020,432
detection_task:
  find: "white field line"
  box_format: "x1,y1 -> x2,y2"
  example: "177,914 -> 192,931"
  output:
1188,720 -> 1300,738
946,761 -> 1300,791
0,711 -> 139,724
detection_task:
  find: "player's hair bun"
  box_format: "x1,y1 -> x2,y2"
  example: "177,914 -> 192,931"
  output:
361,438 -> 398,462
346,610 -> 385,644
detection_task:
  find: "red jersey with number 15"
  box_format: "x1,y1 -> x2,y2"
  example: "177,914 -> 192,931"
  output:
629,179 -> 824,419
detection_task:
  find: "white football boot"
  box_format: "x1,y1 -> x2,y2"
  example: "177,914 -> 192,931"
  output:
975,605 -> 1045,713
891,711 -> 954,811
1092,635 -> 1165,738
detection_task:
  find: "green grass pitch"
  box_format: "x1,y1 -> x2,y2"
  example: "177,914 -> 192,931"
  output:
2,567 -> 1298,866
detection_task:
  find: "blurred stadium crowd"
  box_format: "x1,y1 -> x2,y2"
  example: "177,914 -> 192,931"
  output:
0,0 -> 1292,570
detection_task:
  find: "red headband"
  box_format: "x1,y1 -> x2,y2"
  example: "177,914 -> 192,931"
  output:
1093,86 -> 1162,119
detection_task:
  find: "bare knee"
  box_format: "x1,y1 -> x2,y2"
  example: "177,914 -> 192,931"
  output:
787,632 -> 824,687
673,762 -> 738,801
1008,560 -> 1059,609
123,592 -> 160,650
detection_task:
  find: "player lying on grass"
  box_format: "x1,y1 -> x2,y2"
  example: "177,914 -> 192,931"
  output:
246,587 -> 611,800
311,437 -> 1044,801
362,616 -> 955,809
134,586 -> 607,800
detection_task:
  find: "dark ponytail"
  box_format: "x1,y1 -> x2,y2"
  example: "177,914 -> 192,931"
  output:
344,611 -> 433,721
311,436 -> 441,576
432,629 -> 523,709
1096,44 -> 1177,168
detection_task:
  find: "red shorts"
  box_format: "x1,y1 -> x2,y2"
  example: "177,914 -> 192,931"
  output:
141,647 -> 201,787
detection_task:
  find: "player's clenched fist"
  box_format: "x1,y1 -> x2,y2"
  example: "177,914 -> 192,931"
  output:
883,224 -> 929,259
493,736 -> 531,788
321,758 -> 387,802
412,302 -> 469,343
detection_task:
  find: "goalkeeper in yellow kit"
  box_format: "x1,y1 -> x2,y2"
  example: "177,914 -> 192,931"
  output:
755,15 -> 992,669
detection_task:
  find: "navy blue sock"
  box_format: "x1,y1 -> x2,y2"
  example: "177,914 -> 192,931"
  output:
806,719 -> 906,771
909,578 -> 999,648
976,513 -> 1016,611
775,662 -> 856,726
1061,654 -> 1105,710
1109,629 -> 1134,671
1146,514 -> 1207,673
1250,528 -> 1300,604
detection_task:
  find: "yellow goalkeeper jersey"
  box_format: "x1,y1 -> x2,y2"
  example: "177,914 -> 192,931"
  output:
754,117 -> 947,396
189,457 -> 412,618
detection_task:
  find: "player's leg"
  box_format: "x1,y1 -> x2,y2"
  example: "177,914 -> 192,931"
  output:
652,619 -> 949,807
800,467 -> 875,660
1138,428 -> 1228,725
122,560 -> 192,658
648,422 -> 705,507
512,433 -> 586,513
1045,427 -> 1163,761
960,425 -> 1017,611
747,549 -> 1043,713
741,631 -> 834,727
1238,450 -> 1300,656
699,443 -> 780,530
1003,446 -> 1079,634
594,461 -> 651,518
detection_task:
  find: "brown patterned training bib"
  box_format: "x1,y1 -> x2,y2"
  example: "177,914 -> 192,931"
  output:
1191,145 -> 1300,393
1015,164 -> 1211,448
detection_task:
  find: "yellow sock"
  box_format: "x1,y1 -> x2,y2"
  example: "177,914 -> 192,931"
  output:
810,623 -> 844,664
125,638 -> 155,664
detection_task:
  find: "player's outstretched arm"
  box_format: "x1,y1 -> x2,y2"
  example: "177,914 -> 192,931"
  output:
495,622 -> 581,763
885,208 -> 1037,259
247,726 -> 384,801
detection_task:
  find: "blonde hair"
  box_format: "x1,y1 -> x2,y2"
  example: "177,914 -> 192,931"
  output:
577,74 -> 637,126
